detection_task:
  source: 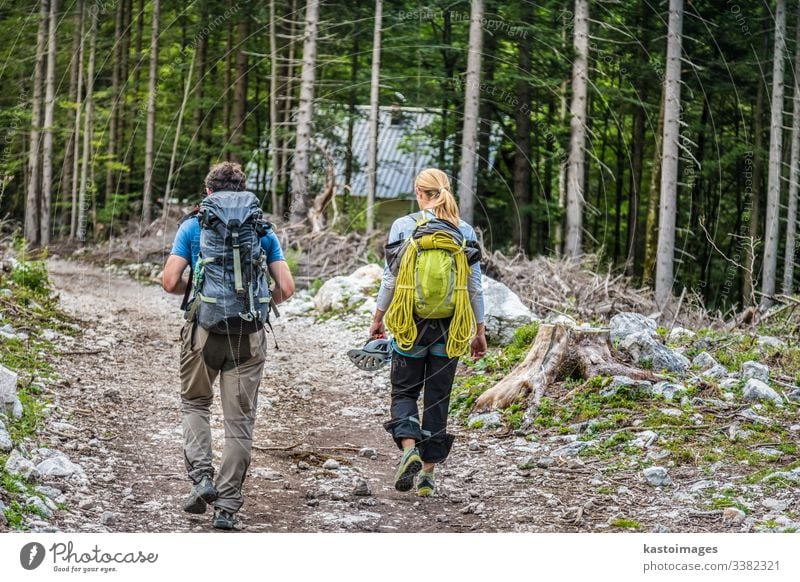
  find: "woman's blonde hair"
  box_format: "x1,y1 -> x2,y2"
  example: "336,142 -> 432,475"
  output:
414,168 -> 460,226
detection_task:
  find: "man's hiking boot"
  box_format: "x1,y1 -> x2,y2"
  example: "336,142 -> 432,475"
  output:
182,475 -> 218,515
212,507 -> 237,531
416,471 -> 435,497
393,447 -> 422,492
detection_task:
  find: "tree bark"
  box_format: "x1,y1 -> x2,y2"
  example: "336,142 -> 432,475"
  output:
762,0 -> 787,308
643,84 -> 665,284
142,0 -> 159,226
25,0 -> 48,245
62,0 -> 83,235
269,0 -> 280,214
104,0 -> 125,201
366,0 -> 383,233
343,32 -> 360,214
628,101 -> 645,275
474,324 -> 659,413
289,0 -> 319,224
78,6 -> 97,241
40,0 -> 58,245
457,0 -> 484,225
564,0 -> 589,258
513,1 -> 533,254
70,0 -> 85,239
230,15 -> 249,163
783,4 -> 800,295
164,51 -> 195,205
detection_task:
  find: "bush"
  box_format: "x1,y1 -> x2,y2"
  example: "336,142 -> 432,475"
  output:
9,257 -> 50,298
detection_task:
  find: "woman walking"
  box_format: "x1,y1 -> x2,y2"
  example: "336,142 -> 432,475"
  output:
369,168 -> 487,496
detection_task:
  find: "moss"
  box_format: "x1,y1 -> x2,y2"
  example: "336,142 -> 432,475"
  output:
610,517 -> 642,530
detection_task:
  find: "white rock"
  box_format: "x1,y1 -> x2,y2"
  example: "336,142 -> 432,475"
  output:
610,312 -> 657,343
742,379 -> 783,406
322,459 -> 340,470
26,496 -> 53,519
467,411 -> 503,429
692,351 -> 718,371
618,332 -> 690,374
651,381 -> 686,402
314,264 -> 383,314
757,336 -> 786,349
642,466 -> 672,487
741,361 -> 769,382
0,419 -> 12,452
702,365 -> 728,380
546,314 -> 579,327
667,327 -> 695,342
630,430 -> 659,449
35,452 -> 84,478
762,498 -> 789,512
551,440 -> 592,457
0,364 -> 19,417
5,449 -> 38,481
719,378 -> 740,390
481,275 -> 538,345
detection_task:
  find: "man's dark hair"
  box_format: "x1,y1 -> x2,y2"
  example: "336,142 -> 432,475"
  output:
205,161 -> 247,192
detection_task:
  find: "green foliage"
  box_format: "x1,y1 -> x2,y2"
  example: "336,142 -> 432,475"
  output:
9,256 -> 50,299
610,518 -> 642,530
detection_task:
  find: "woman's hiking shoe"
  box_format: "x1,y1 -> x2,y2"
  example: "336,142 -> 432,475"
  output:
212,507 -> 237,530
393,447 -> 422,491
416,471 -> 436,497
182,476 -> 218,514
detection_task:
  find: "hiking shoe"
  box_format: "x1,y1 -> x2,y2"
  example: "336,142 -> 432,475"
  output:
182,476 -> 218,514
393,447 -> 422,492
212,507 -> 237,531
416,471 -> 435,497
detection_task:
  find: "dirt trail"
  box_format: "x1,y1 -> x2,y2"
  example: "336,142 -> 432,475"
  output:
42,259 -> 751,533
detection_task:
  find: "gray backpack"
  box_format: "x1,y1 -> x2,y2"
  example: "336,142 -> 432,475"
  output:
186,191 -> 273,335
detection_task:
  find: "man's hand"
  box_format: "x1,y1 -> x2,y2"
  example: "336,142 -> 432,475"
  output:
162,255 -> 189,295
471,324 -> 487,360
369,309 -> 386,338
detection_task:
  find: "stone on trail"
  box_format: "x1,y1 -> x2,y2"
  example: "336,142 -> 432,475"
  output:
322,459 -> 340,470
35,451 -> 84,478
352,477 -> 371,497
742,379 -> 783,406
467,411 -> 503,429
722,507 -> 746,525
551,440 -> 592,458
642,466 -> 672,487
741,361 -> 769,383
358,447 -> 378,460
101,511 -> 117,526
481,275 -> 538,345
314,264 -> 383,314
517,456 -> 537,470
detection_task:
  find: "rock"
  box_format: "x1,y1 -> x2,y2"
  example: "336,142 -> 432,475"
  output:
352,478 -> 371,497
546,314 -> 579,327
551,440 -> 592,457
737,408 -> 773,425
517,456 -> 537,470
0,501 -> 6,527
728,424 -> 753,442
358,447 -> 378,460
600,376 -> 651,398
468,440 -> 481,451
536,457 -> 554,469
77,497 -> 95,510
630,430 -> 658,449
689,479 -> 716,493
667,327 -> 695,342
762,467 -> 800,483
609,312 -> 657,343
618,332 -> 690,374
481,275 -> 538,345
297,461 -> 310,471
26,496 -> 53,519
36,452 -> 84,478
741,361 -> 769,383
467,411 -> 503,429
100,512 -> 116,526
651,381 -> 687,402
762,498 -> 789,512
757,336 -> 785,349
314,264 -> 383,314
322,459 -> 340,470
0,323 -> 28,340
642,466 -> 672,487
0,418 -> 12,452
787,389 -> 800,403
702,365 -> 728,380
659,408 -> 683,417
742,379 -> 783,406
5,449 -> 39,481
11,397 -> 23,419
0,363 -> 21,418
280,292 -> 316,317
692,351 -> 718,371
652,524 -> 672,533
722,507 -> 746,525
719,378 -> 740,390
250,468 -> 283,481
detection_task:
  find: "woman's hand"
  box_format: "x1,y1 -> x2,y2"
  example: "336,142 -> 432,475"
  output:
471,325 -> 487,360
369,310 -> 386,338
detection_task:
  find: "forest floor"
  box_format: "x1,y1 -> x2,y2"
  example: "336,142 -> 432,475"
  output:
16,257 -> 794,534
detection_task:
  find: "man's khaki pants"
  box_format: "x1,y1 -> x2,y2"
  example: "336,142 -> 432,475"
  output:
180,321 -> 267,512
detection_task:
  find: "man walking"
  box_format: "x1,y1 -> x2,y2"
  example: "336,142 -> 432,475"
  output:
162,162 -> 294,530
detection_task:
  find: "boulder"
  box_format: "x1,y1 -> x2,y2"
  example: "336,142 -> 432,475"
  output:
609,312 -> 657,343
692,351 -> 718,371
618,332 -> 690,374
741,361 -> 769,383
742,379 -> 783,406
481,275 -> 538,344
314,264 -> 383,314
701,365 -> 728,381
642,466 -> 672,487
5,449 -> 39,481
651,381 -> 687,402
0,364 -> 22,419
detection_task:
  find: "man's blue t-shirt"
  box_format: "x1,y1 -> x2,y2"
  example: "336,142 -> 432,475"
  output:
170,218 -> 285,270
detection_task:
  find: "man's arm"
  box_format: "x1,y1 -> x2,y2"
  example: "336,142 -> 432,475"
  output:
162,255 -> 190,295
267,260 -> 295,304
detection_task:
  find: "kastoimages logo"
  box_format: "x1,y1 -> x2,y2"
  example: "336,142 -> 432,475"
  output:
20,542 -> 46,570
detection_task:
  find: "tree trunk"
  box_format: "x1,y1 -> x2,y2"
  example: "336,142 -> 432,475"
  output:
343,32 -> 360,214
289,0 -> 319,224
474,324 -> 659,413
223,8 -> 233,152
269,0 -> 280,214
564,0 -> 589,258
643,84 -> 666,284
40,0 -> 58,246
104,0 -> 124,202
70,0 -> 85,239
513,1 -> 533,254
62,0 -> 83,235
457,0 -> 484,225
308,143 -> 336,233
762,0 -> 787,308
25,0 -> 48,245
142,0 -> 159,227
654,0 -> 684,313
78,6 -> 97,241
628,101 -> 646,275
783,5 -> 800,295
164,51 -> 195,205
230,16 -> 249,163
278,0 -> 299,215
366,0 -> 383,233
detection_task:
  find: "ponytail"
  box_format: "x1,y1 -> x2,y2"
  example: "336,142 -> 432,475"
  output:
414,168 -> 460,227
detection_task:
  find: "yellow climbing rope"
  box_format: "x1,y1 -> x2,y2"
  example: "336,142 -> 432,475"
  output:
386,231 -> 476,358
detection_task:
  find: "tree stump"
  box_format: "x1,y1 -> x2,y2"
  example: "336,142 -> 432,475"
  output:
473,323 -> 660,412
